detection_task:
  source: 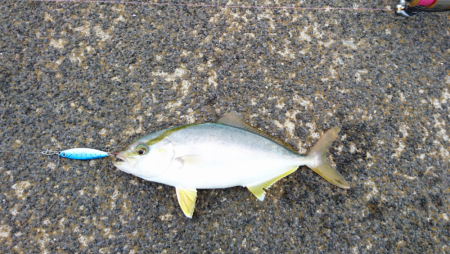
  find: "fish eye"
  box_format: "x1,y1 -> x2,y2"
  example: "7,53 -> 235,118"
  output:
136,144 -> 148,155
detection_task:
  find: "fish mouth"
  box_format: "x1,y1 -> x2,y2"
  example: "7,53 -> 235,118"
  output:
114,154 -> 127,164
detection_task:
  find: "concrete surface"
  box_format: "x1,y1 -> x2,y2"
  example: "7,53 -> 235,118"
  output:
1,0 -> 449,252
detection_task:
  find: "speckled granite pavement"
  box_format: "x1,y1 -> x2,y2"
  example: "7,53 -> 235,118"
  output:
1,0 -> 449,252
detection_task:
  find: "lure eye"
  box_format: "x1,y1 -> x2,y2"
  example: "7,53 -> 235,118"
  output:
136,145 -> 148,155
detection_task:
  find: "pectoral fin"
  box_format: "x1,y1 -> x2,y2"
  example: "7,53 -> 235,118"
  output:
247,166 -> 298,201
175,155 -> 205,168
175,187 -> 197,218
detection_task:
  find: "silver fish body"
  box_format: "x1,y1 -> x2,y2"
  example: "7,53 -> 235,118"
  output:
139,123 -> 309,189
113,112 -> 349,218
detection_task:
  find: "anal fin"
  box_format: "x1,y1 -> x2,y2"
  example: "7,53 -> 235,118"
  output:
175,187 -> 197,218
247,166 -> 297,201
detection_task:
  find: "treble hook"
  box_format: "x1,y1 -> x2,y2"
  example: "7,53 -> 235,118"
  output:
41,149 -> 60,156
40,149 -> 61,170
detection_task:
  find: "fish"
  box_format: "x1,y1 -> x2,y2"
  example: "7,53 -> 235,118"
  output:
113,111 -> 350,218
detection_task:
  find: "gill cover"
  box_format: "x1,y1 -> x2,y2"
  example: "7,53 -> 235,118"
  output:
133,138 -> 174,180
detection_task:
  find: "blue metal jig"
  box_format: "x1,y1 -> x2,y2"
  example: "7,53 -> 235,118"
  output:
59,148 -> 109,160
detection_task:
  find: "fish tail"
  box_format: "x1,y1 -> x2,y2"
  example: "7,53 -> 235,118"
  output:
305,126 -> 350,189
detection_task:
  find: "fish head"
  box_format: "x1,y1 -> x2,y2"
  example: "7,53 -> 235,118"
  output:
113,138 -> 174,179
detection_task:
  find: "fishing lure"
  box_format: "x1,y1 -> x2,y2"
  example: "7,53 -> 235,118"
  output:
58,148 -> 109,160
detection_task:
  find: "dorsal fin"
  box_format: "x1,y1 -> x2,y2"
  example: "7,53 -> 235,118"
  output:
217,111 -> 298,154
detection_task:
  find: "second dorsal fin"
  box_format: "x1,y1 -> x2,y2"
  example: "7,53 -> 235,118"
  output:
217,111 -> 298,154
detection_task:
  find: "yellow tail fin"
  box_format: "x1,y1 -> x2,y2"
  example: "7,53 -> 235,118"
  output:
306,126 -> 350,189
